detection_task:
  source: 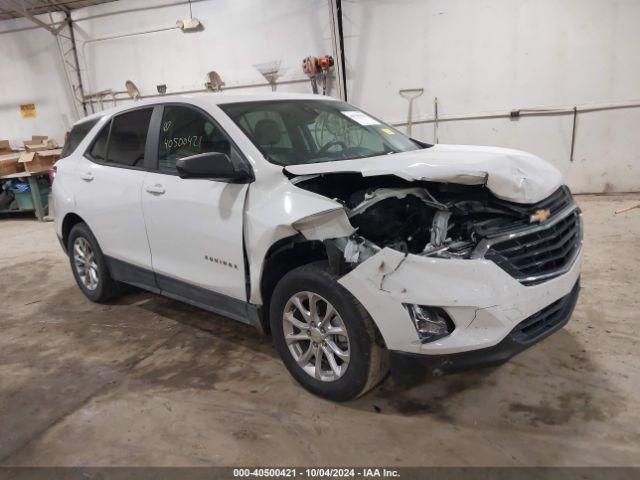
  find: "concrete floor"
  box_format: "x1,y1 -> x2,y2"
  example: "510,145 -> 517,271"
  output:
0,194 -> 639,467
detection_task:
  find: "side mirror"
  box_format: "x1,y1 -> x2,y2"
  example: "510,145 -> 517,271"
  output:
175,152 -> 253,183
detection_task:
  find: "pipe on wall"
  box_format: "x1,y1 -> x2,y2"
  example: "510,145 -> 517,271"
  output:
390,99 -> 640,163
81,77 -> 313,108
390,100 -> 640,127
328,0 -> 346,101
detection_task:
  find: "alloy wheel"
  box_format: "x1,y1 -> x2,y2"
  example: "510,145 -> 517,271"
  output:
73,237 -> 99,291
282,291 -> 350,382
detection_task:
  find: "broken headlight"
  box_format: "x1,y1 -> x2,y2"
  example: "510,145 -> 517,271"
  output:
404,304 -> 455,343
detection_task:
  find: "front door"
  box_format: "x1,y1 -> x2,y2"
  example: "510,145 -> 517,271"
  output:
141,104 -> 249,308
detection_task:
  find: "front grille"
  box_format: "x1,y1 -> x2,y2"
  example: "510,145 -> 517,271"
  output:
511,280 -> 580,345
486,209 -> 581,285
527,185 -> 574,217
485,186 -> 575,234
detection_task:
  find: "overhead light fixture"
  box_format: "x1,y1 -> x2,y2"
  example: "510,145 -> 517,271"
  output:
205,71 -> 225,92
125,80 -> 140,100
176,18 -> 202,32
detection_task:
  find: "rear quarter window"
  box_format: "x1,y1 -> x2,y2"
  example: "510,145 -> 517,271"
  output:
60,118 -> 100,158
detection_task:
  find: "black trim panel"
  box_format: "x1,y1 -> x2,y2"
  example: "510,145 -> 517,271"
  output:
103,256 -> 262,331
156,273 -> 257,326
105,256 -> 160,293
144,105 -> 163,171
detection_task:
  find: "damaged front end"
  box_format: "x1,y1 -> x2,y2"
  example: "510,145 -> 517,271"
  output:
281,169 -> 583,379
290,172 -> 580,284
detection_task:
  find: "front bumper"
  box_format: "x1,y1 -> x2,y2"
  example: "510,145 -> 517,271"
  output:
338,237 -> 583,356
389,279 -> 580,376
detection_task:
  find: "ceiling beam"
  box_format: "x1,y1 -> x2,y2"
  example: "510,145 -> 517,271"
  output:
45,0 -> 71,14
5,0 -> 67,34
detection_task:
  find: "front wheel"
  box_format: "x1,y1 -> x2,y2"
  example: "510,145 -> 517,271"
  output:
270,262 -> 388,401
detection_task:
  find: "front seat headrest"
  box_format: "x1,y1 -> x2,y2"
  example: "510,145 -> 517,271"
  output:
254,119 -> 281,146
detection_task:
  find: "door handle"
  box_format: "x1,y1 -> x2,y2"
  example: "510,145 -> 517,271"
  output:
80,172 -> 94,182
145,184 -> 165,195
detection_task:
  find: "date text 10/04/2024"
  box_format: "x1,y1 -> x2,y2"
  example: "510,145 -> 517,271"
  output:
232,468 -> 401,478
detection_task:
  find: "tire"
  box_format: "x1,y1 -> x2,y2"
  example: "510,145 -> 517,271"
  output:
270,262 -> 388,401
67,222 -> 122,303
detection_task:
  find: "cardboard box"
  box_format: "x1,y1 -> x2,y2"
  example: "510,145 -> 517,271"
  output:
18,149 -> 62,173
23,136 -> 58,152
0,140 -> 13,155
0,152 -> 22,176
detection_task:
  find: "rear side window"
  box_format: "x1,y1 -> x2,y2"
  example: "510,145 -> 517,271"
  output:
107,108 -> 153,167
60,118 -> 99,158
158,106 -> 231,173
89,123 -> 109,162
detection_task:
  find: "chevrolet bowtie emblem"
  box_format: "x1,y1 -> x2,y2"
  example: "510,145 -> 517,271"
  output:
530,208 -> 551,223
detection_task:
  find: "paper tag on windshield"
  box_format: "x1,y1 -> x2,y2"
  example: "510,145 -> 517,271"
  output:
342,111 -> 380,126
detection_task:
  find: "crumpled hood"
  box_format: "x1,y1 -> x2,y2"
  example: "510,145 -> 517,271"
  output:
284,144 -> 563,204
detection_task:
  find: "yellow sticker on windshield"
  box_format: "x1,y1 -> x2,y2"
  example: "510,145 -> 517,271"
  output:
381,128 -> 395,135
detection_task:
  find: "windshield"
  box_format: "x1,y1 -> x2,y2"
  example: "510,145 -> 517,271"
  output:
220,99 -> 422,166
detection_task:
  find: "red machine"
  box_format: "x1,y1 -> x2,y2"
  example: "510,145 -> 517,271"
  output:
302,55 -> 334,95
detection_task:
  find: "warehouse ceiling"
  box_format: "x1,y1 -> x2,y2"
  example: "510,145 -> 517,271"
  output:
0,0 -> 118,21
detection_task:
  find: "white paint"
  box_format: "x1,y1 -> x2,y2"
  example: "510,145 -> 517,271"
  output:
141,172 -> 249,300
74,153 -> 153,269
339,244 -> 582,354
0,13 -> 76,147
54,93 -> 584,356
3,0 -> 639,192
285,143 -> 563,204
71,0 -> 333,100
342,0 -> 640,193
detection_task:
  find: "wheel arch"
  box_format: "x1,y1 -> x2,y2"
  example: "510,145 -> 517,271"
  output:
258,235 -> 328,333
61,212 -> 87,252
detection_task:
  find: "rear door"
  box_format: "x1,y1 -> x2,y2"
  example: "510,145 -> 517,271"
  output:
141,104 -> 250,309
74,107 -> 157,288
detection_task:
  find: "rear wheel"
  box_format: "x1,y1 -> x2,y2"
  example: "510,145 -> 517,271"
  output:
270,262 -> 388,401
68,222 -> 122,303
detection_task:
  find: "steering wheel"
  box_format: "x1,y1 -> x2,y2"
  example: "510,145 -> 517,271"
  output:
317,139 -> 348,155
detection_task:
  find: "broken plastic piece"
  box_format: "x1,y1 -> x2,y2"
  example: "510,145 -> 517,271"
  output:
292,208 -> 355,241
343,238 -> 361,263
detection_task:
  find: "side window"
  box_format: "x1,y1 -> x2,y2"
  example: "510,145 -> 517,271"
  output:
61,118 -> 99,158
89,122 -> 110,162
107,108 -> 153,167
158,106 -> 231,173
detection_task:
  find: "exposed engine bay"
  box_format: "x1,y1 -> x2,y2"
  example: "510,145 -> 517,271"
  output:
290,172 -> 570,269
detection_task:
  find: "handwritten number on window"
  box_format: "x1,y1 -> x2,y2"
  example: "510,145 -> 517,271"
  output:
163,135 -> 203,151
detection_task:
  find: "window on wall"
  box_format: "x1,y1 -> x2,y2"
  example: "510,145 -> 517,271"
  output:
158,105 -> 231,174
107,108 -> 153,167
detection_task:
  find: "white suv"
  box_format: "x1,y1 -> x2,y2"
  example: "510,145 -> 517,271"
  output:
53,93 -> 582,401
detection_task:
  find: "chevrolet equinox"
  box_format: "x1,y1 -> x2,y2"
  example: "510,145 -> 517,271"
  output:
53,93 -> 582,401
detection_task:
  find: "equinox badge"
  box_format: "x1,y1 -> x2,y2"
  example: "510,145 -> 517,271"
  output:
530,208 -> 551,223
